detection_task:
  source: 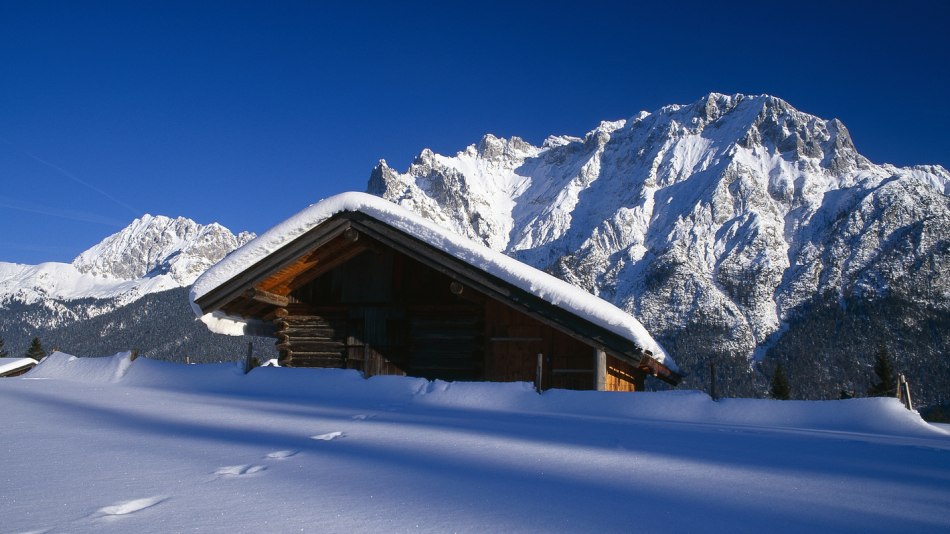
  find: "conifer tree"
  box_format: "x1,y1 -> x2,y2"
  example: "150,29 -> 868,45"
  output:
868,347 -> 897,397
0,335 -> 8,358
25,337 -> 45,362
770,362 -> 791,400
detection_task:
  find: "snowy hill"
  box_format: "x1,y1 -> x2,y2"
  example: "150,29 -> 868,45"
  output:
2,353 -> 948,533
0,215 -> 253,324
73,214 -> 254,285
368,93 -> 950,402
0,215 -> 259,361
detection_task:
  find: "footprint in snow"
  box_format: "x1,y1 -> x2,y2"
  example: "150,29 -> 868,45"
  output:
265,449 -> 299,460
214,464 -> 267,477
311,431 -> 345,441
93,496 -> 168,518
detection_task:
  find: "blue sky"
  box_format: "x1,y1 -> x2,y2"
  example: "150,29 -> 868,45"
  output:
1,1 -> 948,265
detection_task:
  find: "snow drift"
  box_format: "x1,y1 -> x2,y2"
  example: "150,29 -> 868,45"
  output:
25,352 -> 942,438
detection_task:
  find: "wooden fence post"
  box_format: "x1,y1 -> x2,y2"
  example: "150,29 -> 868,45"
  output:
535,353 -> 544,394
897,373 -> 914,411
593,348 -> 606,391
243,342 -> 254,374
710,362 -> 718,401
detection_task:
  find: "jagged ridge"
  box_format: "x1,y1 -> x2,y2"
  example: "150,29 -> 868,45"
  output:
368,92 -> 950,402
0,214 -> 254,326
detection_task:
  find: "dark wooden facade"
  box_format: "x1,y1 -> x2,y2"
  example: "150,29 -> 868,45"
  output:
0,359 -> 37,378
194,212 -> 680,391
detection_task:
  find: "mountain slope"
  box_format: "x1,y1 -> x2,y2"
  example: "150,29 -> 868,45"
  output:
73,214 -> 254,285
0,215 -> 257,356
0,215 -> 253,325
368,93 -> 950,402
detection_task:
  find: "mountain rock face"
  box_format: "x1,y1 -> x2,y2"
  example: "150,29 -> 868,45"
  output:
369,93 -> 950,403
0,215 -> 254,331
73,214 -> 255,286
0,215 -> 266,364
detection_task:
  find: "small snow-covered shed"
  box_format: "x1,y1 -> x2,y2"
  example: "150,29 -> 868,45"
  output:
190,193 -> 680,391
0,357 -> 39,378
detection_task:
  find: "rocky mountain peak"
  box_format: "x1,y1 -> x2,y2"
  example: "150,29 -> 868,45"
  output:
72,214 -> 254,286
366,92 -> 950,403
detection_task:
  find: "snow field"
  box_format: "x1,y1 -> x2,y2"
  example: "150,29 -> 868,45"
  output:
2,352 -> 949,533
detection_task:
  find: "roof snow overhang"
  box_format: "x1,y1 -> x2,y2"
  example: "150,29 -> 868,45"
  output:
191,193 -> 681,385
0,358 -> 39,378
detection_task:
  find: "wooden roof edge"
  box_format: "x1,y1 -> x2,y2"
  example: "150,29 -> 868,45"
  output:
637,352 -> 683,386
193,217 -> 353,315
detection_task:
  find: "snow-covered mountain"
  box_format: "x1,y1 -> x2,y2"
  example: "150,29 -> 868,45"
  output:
2,92 -> 946,402
0,215 -> 253,326
368,93 -> 950,400
73,214 -> 254,287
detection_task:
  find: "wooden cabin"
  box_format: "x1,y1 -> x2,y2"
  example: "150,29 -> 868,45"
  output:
0,358 -> 38,378
192,194 -> 680,391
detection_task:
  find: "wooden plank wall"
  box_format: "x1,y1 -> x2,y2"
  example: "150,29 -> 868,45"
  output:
605,355 -> 644,392
484,299 -> 597,390
409,306 -> 482,380
349,308 -> 409,377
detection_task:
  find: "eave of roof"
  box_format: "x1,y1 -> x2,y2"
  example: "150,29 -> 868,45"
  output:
0,357 -> 38,376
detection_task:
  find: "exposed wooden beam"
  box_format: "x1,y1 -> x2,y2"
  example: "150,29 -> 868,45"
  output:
194,218 -> 352,313
594,348 -> 606,391
282,243 -> 370,292
244,288 -> 289,307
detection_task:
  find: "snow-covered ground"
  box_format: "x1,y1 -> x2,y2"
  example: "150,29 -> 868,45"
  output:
2,353 -> 949,533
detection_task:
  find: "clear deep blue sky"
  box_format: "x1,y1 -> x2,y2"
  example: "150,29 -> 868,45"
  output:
1,1 -> 948,265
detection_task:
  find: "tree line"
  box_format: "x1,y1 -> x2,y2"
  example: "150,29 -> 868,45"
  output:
767,346 -> 899,401
0,335 -> 47,361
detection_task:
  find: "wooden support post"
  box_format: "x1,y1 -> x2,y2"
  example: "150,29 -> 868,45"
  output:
710,362 -> 718,401
897,373 -> 914,411
535,352 -> 544,394
244,342 -> 254,374
244,288 -> 290,307
594,348 -> 606,391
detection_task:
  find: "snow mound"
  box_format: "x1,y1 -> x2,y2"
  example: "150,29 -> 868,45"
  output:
0,357 -> 38,375
25,351 -> 135,383
19,355 -> 944,438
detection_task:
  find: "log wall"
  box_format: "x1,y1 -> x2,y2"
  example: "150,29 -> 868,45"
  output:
275,313 -> 347,368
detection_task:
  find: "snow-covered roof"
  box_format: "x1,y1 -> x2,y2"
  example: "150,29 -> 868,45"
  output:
0,357 -> 39,377
191,192 -> 675,371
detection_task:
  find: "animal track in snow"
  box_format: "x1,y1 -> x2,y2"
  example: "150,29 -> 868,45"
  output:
94,496 -> 168,517
265,449 -> 299,459
311,431 -> 345,441
214,464 -> 267,477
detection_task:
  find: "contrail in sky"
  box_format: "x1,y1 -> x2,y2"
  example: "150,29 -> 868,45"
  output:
21,150 -> 142,216
0,195 -> 128,227
0,137 -> 142,216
